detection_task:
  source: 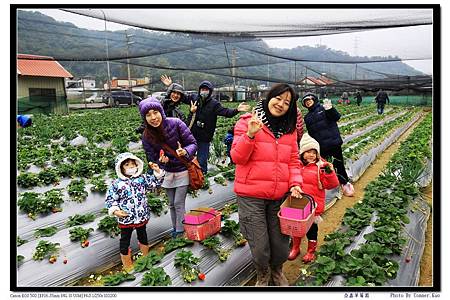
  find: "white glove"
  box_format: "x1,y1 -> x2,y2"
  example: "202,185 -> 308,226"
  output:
314,215 -> 323,224
323,99 -> 332,110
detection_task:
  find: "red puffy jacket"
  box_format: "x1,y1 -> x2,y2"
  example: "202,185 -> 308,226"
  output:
231,113 -> 302,201
300,158 -> 339,215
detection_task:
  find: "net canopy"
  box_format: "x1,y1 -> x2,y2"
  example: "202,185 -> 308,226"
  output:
63,8 -> 432,38
16,7 -> 434,95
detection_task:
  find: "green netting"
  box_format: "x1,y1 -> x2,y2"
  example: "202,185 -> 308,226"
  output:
325,95 -> 431,106
18,96 -> 69,115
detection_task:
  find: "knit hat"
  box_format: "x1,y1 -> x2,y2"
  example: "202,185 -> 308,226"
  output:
299,133 -> 321,158
114,152 -> 144,180
139,97 -> 166,119
300,133 -> 323,190
301,93 -> 318,108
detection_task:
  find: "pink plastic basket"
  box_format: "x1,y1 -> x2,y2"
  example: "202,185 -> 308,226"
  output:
278,194 -> 316,237
183,211 -> 221,241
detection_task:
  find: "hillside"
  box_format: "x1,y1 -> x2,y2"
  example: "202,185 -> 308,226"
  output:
17,10 -> 423,90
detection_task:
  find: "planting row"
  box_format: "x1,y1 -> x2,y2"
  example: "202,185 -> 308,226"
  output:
296,113 -> 432,287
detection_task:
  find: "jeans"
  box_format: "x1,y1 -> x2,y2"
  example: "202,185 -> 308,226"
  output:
377,102 -> 385,114
197,142 -> 210,174
165,185 -> 189,232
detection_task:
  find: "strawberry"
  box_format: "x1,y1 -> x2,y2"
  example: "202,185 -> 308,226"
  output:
81,240 -> 90,248
63,259 -> 68,264
405,256 -> 412,263
160,149 -> 165,157
49,256 -> 57,264
198,273 -> 206,281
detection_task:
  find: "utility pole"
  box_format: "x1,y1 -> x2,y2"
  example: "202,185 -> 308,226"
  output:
125,30 -> 135,93
232,48 -> 237,101
98,9 -> 112,105
354,64 -> 358,80
82,77 -> 87,109
267,55 -> 270,87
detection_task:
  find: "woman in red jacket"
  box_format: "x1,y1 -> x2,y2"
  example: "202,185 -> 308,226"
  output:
231,83 -> 302,286
287,133 -> 340,262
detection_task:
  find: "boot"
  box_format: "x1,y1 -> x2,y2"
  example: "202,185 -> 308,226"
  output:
255,265 -> 271,286
139,243 -> 150,256
271,265 -> 289,286
342,182 -> 355,197
287,237 -> 302,260
120,253 -> 133,272
302,240 -> 317,263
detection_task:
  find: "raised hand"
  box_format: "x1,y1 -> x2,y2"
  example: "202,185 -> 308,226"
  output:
190,100 -> 198,113
160,74 -> 172,86
175,141 -> 187,157
246,108 -> 263,138
237,102 -> 251,112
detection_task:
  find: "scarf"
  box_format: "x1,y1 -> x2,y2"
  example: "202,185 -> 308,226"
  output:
254,100 -> 289,139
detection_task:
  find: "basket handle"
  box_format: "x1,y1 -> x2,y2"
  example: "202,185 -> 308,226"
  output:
283,192 -> 316,214
189,209 -> 218,217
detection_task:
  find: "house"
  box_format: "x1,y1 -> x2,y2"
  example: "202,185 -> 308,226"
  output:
297,74 -> 335,99
17,54 -> 73,114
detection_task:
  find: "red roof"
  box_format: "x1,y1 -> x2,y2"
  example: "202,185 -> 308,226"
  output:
17,54 -> 73,78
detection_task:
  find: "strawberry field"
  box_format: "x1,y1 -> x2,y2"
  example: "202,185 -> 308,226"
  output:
15,102 -> 433,288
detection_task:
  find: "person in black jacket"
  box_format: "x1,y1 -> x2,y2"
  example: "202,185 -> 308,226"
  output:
355,91 -> 363,106
161,75 -> 250,174
301,93 -> 354,197
161,83 -> 187,123
375,89 -> 390,114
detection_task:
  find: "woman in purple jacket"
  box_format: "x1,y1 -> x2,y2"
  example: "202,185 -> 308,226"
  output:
139,97 -> 198,238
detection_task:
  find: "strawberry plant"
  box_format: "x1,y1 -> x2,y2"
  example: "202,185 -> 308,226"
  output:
69,226 -> 94,246
56,163 -> 74,178
221,220 -> 247,247
133,251 -> 164,272
97,215 -> 121,237
17,236 -> 28,247
37,168 -> 60,186
17,255 -> 25,265
201,236 -> 231,262
174,250 -> 201,283
18,190 -> 63,219
222,169 -> 235,181
34,226 -> 58,238
141,267 -> 171,286
103,272 -> 136,286
163,236 -> 194,254
213,175 -> 227,186
68,179 -> 88,202
66,213 -> 96,227
147,193 -> 167,216
32,240 -> 60,261
220,203 -> 238,220
17,172 -> 40,188
90,176 -> 107,193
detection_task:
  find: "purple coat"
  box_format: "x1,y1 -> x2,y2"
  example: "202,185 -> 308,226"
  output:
140,97 -> 198,173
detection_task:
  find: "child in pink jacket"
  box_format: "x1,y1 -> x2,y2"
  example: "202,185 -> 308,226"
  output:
288,133 -> 340,263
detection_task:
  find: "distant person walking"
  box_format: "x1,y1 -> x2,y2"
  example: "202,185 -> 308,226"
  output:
375,89 -> 390,114
355,91 -> 362,106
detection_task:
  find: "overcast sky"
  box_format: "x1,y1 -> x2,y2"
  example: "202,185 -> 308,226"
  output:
22,9 -> 433,74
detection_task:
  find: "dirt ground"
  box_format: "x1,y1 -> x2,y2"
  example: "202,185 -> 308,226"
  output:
418,182 -> 433,286
248,113 -> 431,286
